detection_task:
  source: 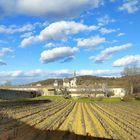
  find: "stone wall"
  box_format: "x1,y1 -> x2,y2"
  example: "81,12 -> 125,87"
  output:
0,89 -> 40,100
41,88 -> 55,96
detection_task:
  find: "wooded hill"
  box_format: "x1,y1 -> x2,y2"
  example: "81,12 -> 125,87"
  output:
29,75 -> 138,88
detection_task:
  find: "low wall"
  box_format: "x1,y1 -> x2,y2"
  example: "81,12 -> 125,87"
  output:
41,88 -> 55,96
0,89 -> 40,100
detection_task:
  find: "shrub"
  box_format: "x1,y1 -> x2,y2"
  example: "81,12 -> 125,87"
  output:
107,91 -> 114,97
96,97 -> 103,101
122,95 -> 135,102
134,93 -> 140,100
64,95 -> 71,99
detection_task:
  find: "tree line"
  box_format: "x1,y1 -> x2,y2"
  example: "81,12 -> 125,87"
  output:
122,64 -> 140,95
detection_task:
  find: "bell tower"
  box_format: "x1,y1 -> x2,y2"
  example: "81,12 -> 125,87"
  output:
74,70 -> 76,78
71,70 -> 77,87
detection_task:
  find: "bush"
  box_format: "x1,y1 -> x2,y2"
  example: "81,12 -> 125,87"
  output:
107,91 -> 114,97
96,97 -> 103,101
122,95 -> 135,102
134,93 -> 140,100
64,95 -> 71,99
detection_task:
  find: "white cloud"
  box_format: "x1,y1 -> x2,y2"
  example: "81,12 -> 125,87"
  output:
0,60 -> 7,65
0,68 -> 123,85
21,21 -> 98,48
0,70 -> 45,78
0,69 -> 69,78
77,36 -> 106,48
20,32 -> 33,38
0,69 -> 121,78
119,0 -> 139,13
113,55 -> 140,67
0,70 -> 23,77
40,47 -> 78,64
49,69 -> 73,77
78,69 -> 121,76
112,40 -> 118,43
99,27 -> 116,34
118,32 -> 125,36
10,71 -> 23,77
93,43 -> 132,63
0,24 -> 35,34
25,69 -> 44,77
0,48 -> 13,57
0,0 -> 103,18
97,15 -> 115,26
21,36 -> 38,48
44,43 -> 55,48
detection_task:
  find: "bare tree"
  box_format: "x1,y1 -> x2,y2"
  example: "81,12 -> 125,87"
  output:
122,64 -> 140,94
102,82 -> 108,97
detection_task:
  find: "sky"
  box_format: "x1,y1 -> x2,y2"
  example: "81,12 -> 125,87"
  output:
0,0 -> 140,85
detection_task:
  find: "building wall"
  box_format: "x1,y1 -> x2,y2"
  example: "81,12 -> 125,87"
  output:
69,87 -> 126,98
41,88 -> 55,96
63,82 -> 70,88
70,78 -> 77,87
63,77 -> 77,88
53,80 -> 58,87
70,93 -> 81,98
96,93 -> 105,97
110,88 -> 126,97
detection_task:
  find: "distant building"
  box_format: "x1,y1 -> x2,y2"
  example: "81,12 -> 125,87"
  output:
53,80 -> 58,87
36,83 -> 42,87
41,87 -> 55,96
63,78 -> 70,87
109,88 -> 126,97
63,71 -> 77,88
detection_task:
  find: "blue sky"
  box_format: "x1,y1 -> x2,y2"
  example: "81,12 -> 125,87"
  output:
0,0 -> 140,85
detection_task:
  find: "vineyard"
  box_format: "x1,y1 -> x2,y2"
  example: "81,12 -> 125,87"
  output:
0,100 -> 140,140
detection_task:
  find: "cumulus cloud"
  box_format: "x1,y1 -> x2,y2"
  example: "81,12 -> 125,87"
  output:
40,47 -> 78,64
21,21 -> 97,48
21,36 -> 38,48
0,47 -> 13,57
0,60 -> 7,65
0,24 -> 35,34
119,0 -> 139,13
113,55 -> 140,67
99,27 -> 116,34
0,0 -> 103,18
77,36 -> 106,48
97,15 -> 115,26
93,43 -> 132,63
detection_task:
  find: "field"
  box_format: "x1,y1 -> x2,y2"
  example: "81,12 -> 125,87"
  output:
0,99 -> 140,140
